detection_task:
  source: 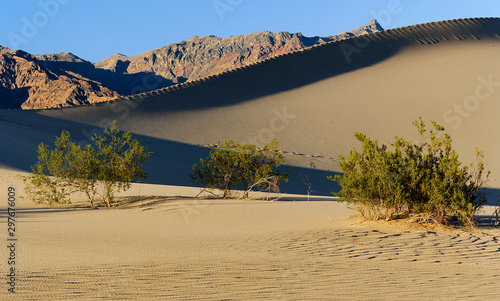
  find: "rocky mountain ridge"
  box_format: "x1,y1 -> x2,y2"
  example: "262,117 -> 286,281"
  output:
0,20 -> 383,109
96,19 -> 383,85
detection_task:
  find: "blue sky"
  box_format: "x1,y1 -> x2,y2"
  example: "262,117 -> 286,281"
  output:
1,0 -> 499,62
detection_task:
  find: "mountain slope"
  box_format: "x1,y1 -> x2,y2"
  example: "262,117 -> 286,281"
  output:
0,48 -> 119,109
96,20 -> 384,85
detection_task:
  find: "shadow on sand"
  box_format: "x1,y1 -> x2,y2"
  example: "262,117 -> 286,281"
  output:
0,110 -> 341,197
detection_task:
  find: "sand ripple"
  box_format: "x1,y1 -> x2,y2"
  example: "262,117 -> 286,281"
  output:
8,229 -> 500,300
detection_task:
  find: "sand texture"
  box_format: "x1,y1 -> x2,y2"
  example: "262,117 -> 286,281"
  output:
1,198 -> 499,300
1,18 -> 500,299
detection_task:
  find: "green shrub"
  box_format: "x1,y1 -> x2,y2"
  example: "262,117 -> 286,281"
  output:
330,117 -> 489,227
191,139 -> 288,198
23,121 -> 153,207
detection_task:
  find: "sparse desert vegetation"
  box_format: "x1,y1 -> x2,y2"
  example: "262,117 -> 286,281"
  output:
23,121 -> 153,207
331,117 -> 489,227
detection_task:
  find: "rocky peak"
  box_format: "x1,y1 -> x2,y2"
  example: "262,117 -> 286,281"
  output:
94,53 -> 129,71
353,19 -> 384,35
33,52 -> 84,63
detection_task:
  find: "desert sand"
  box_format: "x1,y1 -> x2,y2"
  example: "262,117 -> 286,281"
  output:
1,18 -> 500,299
1,177 -> 499,300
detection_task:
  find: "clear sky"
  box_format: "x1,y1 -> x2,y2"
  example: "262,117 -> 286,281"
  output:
1,0 -> 499,62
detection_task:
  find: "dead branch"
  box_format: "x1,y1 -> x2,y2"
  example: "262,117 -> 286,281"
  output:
195,188 -> 218,198
240,176 -> 281,201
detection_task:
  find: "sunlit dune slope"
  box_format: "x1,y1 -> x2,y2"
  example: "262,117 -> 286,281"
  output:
1,17 -> 500,198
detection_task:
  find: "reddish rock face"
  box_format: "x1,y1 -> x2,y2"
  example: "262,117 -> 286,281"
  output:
99,20 -> 383,87
0,20 -> 383,110
0,48 -> 120,109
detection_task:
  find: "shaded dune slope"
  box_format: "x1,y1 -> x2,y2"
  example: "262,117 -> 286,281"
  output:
2,18 -> 500,198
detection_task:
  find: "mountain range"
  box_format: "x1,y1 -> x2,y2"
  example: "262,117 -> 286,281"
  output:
0,20 -> 383,109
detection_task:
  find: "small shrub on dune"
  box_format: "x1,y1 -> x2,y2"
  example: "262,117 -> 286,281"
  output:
330,117 -> 489,227
191,139 -> 288,198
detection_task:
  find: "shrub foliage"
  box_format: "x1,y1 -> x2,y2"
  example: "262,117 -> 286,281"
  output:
23,121 -> 153,207
330,118 -> 489,226
191,139 -> 288,198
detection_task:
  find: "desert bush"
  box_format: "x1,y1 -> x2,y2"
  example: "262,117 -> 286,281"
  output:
191,139 -> 288,198
23,121 -> 153,207
330,117 -> 489,227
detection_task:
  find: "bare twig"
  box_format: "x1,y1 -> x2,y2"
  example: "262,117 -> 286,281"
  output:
492,197 -> 500,228
408,213 -> 443,230
195,188 -> 218,198
300,174 -> 314,201
240,176 -> 281,201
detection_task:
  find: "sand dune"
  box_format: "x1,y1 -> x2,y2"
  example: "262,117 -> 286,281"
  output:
1,18 -> 499,197
1,18 -> 500,299
4,199 -> 500,300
